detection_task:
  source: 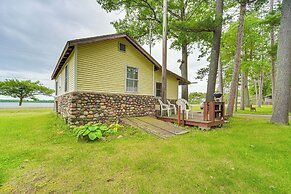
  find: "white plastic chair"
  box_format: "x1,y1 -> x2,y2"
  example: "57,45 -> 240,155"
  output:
176,99 -> 192,120
158,99 -> 174,117
167,100 -> 177,114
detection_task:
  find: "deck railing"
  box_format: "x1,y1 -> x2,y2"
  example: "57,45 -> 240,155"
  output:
203,102 -> 225,122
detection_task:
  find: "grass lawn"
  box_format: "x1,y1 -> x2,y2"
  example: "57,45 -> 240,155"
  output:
0,109 -> 290,193
236,105 -> 273,115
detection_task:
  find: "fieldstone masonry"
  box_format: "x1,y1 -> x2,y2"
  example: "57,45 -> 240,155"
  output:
55,92 -> 157,126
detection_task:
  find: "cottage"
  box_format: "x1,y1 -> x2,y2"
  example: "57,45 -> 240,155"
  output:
51,33 -> 189,125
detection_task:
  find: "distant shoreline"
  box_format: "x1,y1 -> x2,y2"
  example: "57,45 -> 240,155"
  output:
0,100 -> 54,103
0,102 -> 54,109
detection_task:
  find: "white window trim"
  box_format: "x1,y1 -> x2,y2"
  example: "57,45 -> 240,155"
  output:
125,65 -> 139,93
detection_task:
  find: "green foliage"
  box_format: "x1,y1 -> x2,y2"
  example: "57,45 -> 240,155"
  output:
73,123 -> 121,141
97,0 -> 220,54
221,12 -> 274,93
0,79 -> 54,106
188,92 -> 206,104
195,67 -> 209,81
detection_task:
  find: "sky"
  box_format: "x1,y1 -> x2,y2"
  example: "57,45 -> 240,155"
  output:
0,0 -> 208,100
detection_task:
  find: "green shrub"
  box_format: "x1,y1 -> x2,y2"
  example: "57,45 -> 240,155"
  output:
73,122 -> 122,141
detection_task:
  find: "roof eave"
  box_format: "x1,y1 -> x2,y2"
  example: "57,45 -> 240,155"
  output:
51,42 -> 74,80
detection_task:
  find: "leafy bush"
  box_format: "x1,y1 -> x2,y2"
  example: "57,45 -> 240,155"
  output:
73,123 -> 122,141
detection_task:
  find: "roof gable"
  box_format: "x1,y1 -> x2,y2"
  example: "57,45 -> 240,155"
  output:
51,33 -> 189,85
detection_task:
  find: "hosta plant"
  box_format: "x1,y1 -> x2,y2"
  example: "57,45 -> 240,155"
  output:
73,122 -> 121,141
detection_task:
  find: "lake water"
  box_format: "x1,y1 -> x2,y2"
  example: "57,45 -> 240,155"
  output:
0,102 -> 54,109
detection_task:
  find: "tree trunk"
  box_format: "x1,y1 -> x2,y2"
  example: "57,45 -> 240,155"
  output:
206,0 -> 223,102
244,72 -> 250,107
181,43 -> 188,100
258,70 -> 263,108
271,0 -> 291,124
149,22 -> 153,55
270,0 -> 276,100
216,56 -> 223,101
240,72 -> 245,110
235,80 -> 239,112
226,2 -> 246,116
19,98 -> 23,106
161,0 -> 168,103
255,80 -> 258,105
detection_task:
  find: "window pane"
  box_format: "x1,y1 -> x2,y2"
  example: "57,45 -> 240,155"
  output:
126,79 -> 134,92
119,43 -> 126,52
156,82 -> 162,90
55,81 -> 58,95
126,79 -> 138,92
133,80 -> 138,92
156,90 -> 161,97
156,83 -> 162,97
127,67 -> 133,79
127,67 -> 138,79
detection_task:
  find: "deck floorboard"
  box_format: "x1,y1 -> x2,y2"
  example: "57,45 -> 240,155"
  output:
157,111 -> 224,129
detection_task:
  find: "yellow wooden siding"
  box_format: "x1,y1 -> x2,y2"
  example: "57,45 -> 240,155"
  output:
55,50 -> 75,96
154,70 -> 178,99
77,38 -> 153,95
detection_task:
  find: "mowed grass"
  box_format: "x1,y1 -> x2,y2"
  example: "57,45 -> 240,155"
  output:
0,109 -> 290,193
236,105 -> 273,115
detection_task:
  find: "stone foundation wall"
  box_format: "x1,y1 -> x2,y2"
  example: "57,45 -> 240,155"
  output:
55,92 -> 156,126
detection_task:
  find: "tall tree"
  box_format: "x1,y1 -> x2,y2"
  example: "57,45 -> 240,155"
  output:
206,0 -> 224,102
0,79 -> 54,106
227,1 -> 247,116
271,0 -> 291,124
162,0 -> 168,103
240,72 -> 246,110
269,0 -> 276,98
258,69 -> 264,107
216,56 -> 224,101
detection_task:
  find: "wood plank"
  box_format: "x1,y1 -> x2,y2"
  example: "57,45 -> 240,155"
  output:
123,118 -> 163,138
158,116 -> 224,128
136,117 -> 189,135
123,117 -> 174,138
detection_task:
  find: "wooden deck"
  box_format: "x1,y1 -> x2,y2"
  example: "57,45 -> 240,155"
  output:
122,116 -> 189,138
157,111 -> 224,129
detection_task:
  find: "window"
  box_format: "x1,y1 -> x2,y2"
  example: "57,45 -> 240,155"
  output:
156,82 -> 162,97
55,81 -> 58,96
119,43 -> 126,52
65,65 -> 68,92
58,75 -> 62,88
126,66 -> 138,92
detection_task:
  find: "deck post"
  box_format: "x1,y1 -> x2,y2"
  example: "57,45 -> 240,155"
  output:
182,110 -> 185,126
203,102 -> 208,121
209,102 -> 215,122
178,106 -> 181,126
